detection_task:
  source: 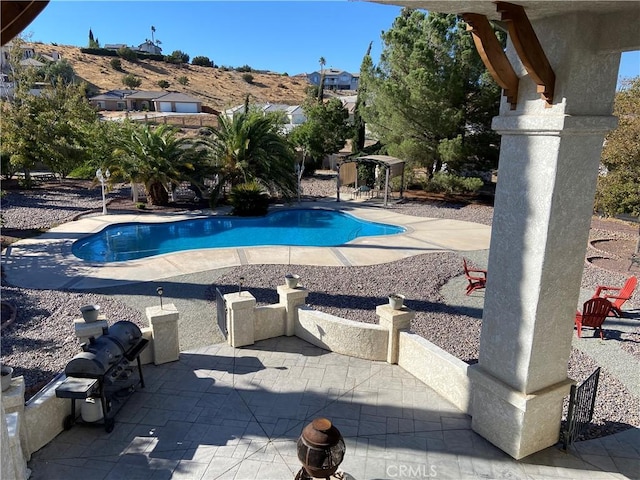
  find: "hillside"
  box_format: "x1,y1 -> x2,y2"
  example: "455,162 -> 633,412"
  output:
31,43 -> 310,110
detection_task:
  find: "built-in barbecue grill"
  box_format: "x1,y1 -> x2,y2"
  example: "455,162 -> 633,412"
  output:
55,320 -> 149,432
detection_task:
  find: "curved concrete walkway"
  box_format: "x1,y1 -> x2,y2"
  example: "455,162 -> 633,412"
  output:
2,202 -> 492,290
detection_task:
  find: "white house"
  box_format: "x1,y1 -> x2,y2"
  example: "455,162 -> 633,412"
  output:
223,103 -> 307,133
137,40 -> 162,55
307,69 -> 359,91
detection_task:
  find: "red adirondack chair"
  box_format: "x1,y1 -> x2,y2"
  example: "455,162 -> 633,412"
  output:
463,258 -> 487,296
592,276 -> 637,317
575,298 -> 612,339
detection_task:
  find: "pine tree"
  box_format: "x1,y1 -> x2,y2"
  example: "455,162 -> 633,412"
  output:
352,42 -> 372,154
360,9 -> 501,177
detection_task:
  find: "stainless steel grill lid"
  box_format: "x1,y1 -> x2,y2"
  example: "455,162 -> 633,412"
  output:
65,336 -> 123,378
107,321 -> 143,351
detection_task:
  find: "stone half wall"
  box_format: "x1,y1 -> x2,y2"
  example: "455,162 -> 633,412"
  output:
397,332 -> 471,413
255,305 -> 286,341
296,306 -> 388,361
224,285 -> 473,416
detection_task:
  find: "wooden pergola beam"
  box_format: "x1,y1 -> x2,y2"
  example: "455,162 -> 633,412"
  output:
462,12 -> 519,109
1,1 -> 49,46
496,1 -> 556,107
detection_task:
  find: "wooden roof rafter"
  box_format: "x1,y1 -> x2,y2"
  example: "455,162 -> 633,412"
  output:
462,12 -> 519,110
496,1 -> 555,107
462,1 -> 556,109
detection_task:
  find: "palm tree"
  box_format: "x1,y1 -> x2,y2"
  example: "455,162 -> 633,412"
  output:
198,111 -> 297,204
318,56 -> 326,101
112,124 -> 198,205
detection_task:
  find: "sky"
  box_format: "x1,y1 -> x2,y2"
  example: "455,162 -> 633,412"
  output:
23,0 -> 640,83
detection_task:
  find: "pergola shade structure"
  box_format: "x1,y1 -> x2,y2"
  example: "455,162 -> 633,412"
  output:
336,155 -> 405,206
370,0 -> 639,460
1,1 -> 49,46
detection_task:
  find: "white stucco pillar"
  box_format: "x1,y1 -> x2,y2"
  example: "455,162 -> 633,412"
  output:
277,285 -> 309,336
146,303 -> 180,365
470,12 -> 622,459
225,292 -> 257,347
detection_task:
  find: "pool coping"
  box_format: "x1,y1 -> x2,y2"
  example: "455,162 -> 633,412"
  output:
1,201 -> 492,290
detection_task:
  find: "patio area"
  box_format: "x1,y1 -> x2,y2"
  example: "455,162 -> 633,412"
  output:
27,336 -> 639,480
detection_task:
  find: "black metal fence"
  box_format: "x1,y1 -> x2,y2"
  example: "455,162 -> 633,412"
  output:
216,287 -> 227,340
562,367 -> 601,450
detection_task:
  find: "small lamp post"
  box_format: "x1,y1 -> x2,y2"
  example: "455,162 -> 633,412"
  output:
156,286 -> 164,309
96,168 -> 111,215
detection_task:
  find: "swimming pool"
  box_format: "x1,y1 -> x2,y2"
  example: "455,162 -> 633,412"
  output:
72,209 -> 405,263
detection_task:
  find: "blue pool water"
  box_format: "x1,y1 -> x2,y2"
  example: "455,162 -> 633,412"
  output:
72,209 -> 405,263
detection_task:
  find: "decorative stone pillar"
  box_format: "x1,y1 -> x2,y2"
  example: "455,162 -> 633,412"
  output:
277,285 -> 309,336
376,304 -> 414,364
146,303 -> 180,365
470,12 -> 622,459
1,402 -> 27,480
73,316 -> 108,346
224,292 -> 257,347
1,376 -> 29,461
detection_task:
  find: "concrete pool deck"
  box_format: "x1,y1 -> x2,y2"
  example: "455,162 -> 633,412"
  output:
2,202 -> 492,291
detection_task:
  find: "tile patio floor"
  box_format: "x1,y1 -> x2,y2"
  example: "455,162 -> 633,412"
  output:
27,337 -> 639,480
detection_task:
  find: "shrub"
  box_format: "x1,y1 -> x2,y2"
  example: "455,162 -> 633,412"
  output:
242,73 -> 254,84
228,182 -> 269,216
79,47 -> 118,57
192,55 -> 213,67
67,163 -> 98,179
135,202 -> 146,210
117,47 -> 138,61
122,73 -> 142,88
236,64 -> 252,73
166,50 -> 189,64
424,172 -> 484,194
110,58 -> 123,71
157,79 -> 170,89
1,151 -> 15,179
177,75 -> 189,85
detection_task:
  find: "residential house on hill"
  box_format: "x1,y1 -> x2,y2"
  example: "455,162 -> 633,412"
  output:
1,41 -> 35,70
307,69 -> 359,91
88,89 -> 137,111
89,90 -> 202,113
137,40 -> 162,55
103,43 -> 128,51
223,103 -> 306,133
0,42 -> 60,72
103,41 -> 162,55
0,43 -> 61,98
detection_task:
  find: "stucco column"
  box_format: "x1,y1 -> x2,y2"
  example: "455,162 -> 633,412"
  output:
376,304 -> 414,364
146,303 -> 180,365
277,285 -> 309,336
470,13 -> 620,459
225,292 -> 257,347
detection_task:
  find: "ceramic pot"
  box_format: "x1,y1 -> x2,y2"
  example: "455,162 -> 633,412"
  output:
1,365 -> 13,392
388,294 -> 405,310
80,304 -> 100,323
285,274 -> 300,289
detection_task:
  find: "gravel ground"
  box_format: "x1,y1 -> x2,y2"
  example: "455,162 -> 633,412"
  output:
1,174 -> 638,440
